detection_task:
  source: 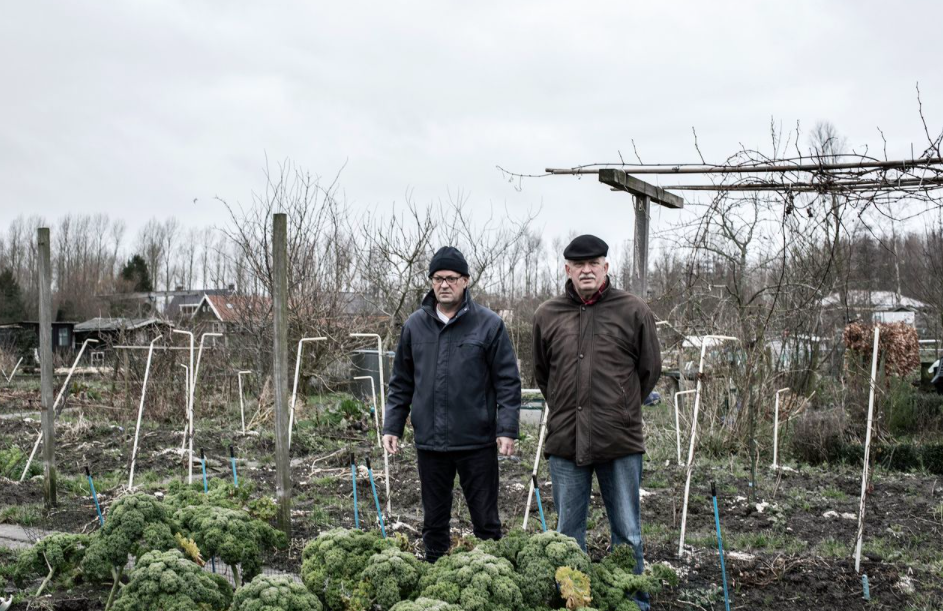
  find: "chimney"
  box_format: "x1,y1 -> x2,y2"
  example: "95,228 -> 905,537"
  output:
227,284 -> 236,292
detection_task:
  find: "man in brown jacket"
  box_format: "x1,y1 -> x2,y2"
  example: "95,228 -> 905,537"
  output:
533,234 -> 661,611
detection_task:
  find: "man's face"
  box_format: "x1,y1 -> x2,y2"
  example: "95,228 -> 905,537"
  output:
565,257 -> 608,295
431,270 -> 468,305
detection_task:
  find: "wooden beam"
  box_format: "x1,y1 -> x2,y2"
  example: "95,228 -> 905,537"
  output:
599,169 -> 684,209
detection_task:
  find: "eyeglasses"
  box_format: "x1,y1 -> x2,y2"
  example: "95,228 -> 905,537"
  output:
432,275 -> 463,286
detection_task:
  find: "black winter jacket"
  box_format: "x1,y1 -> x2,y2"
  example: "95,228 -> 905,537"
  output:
384,289 -> 521,451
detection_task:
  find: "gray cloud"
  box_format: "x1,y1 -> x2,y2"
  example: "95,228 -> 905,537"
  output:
2,0 -> 941,251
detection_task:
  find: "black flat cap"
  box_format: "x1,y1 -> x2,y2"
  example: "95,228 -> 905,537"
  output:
429,246 -> 469,277
563,234 -> 609,261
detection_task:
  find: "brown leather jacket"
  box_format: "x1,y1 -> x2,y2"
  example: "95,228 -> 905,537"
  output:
533,278 -> 661,465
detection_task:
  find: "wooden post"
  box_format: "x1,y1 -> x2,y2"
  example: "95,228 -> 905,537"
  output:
38,227 -> 57,508
597,169 -> 681,301
272,213 -> 292,535
632,194 -> 650,297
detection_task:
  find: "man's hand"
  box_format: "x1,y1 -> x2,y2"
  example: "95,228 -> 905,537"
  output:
497,437 -> 515,456
382,434 -> 400,455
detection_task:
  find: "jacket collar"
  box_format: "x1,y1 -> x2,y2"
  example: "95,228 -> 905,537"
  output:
422,288 -> 474,324
565,276 -> 612,306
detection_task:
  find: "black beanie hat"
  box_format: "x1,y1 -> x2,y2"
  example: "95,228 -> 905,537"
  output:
428,246 -> 469,278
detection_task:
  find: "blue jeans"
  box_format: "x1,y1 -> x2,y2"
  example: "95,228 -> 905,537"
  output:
549,453 -> 649,611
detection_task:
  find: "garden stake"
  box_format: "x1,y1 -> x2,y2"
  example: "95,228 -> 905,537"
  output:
86,465 -> 104,526
772,387 -> 790,469
365,456 -> 387,538
230,445 -> 238,487
678,334 -> 739,558
351,454 -> 360,529
237,370 -> 252,434
710,482 -> 731,611
128,334 -> 162,490
289,337 -> 327,449
201,448 -> 209,493
855,325 -> 881,573
20,338 -> 99,481
862,574 -> 870,600
201,448 -> 216,573
523,401 -> 549,530
532,474 -> 548,532
353,375 -> 382,449
350,332 -> 391,516
673,389 -> 696,466
1,356 -> 23,383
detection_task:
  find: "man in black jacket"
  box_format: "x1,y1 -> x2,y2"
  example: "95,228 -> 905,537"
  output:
383,246 -> 521,563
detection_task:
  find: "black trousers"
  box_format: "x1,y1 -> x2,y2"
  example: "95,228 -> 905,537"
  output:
416,445 -> 502,562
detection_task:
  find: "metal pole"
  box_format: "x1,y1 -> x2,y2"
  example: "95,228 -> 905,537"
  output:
673,390 -> 697,466
272,213 -> 292,535
3,357 -> 23,383
128,335 -> 162,489
86,466 -> 104,526
710,482 -> 732,611
678,335 -> 738,558
237,370 -> 252,434
855,326 -> 881,573
354,375 -> 382,448
289,337 -> 326,449
20,339 -> 99,481
37,227 -> 56,508
522,404 -> 550,530
772,387 -> 790,469
350,333 -> 390,515
365,456 -> 386,538
173,329 -> 195,481
178,364 -> 189,450
184,332 -> 221,484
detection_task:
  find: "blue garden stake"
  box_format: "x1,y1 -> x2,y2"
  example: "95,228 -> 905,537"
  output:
201,449 -> 215,573
365,457 -> 386,538
229,445 -> 239,488
862,574 -> 870,600
351,454 -> 360,529
85,466 -> 104,527
201,448 -> 209,493
532,475 -> 548,532
711,482 -> 731,611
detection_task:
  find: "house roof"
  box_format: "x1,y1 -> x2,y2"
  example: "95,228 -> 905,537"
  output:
165,288 -> 233,318
195,294 -> 271,323
820,290 -> 929,311
74,317 -> 171,332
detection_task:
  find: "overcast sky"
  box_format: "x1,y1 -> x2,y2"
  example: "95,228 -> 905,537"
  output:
2,1 -> 941,252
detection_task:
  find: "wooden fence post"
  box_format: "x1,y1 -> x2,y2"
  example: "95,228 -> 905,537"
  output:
272,213 -> 292,535
38,227 -> 57,508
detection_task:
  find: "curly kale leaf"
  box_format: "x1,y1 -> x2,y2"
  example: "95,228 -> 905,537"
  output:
516,531 -> 592,608
388,597 -> 462,611
232,574 -> 323,611
591,546 -> 677,611
174,504 -> 287,586
300,528 -> 393,611
417,549 -> 522,611
473,529 -> 529,568
14,533 -> 90,594
110,549 -> 232,611
81,492 -> 176,582
350,547 -> 426,611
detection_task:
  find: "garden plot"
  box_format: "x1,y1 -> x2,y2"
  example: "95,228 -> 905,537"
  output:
1,384 -> 942,611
